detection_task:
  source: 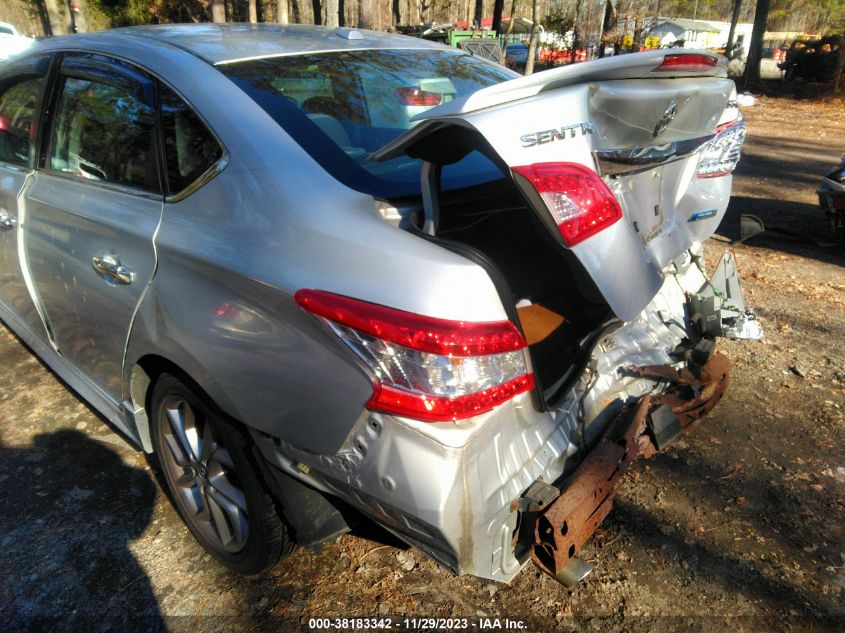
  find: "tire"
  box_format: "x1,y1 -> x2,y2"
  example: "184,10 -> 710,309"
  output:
150,373 -> 293,574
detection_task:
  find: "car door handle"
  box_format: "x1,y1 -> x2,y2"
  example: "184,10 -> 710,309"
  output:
0,213 -> 16,231
92,253 -> 134,285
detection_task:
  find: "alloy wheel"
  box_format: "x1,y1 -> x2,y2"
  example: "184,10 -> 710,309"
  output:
158,396 -> 249,554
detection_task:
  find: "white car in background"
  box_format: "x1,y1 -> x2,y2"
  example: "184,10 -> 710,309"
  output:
0,22 -> 34,61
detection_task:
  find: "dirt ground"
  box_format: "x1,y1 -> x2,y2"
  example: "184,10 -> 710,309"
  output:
1,95 -> 844,633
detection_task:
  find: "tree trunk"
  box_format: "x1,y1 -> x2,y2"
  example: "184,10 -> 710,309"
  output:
392,0 -> 401,25
598,0 -> 614,58
725,0 -> 742,53
325,0 -> 339,26
312,0 -> 322,23
33,0 -> 53,36
211,0 -> 226,22
524,0 -> 539,75
291,0 -> 302,22
473,0 -> 483,28
491,0 -> 504,33
44,0 -> 66,34
359,0 -> 375,28
249,0 -> 258,22
339,0 -> 345,25
571,0 -> 582,63
69,0 -> 89,33
502,0 -> 517,49
277,0 -> 289,23
633,16 -> 642,51
835,31 -> 845,93
741,0 -> 770,91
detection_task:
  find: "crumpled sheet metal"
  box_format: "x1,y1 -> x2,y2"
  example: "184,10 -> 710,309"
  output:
531,353 -> 731,581
630,352 -> 731,425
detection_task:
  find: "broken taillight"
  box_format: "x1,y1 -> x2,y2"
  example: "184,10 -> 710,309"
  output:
697,120 -> 746,178
295,289 -> 534,422
395,87 -> 442,107
512,162 -> 623,246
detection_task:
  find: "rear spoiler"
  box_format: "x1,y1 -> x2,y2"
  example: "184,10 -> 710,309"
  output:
412,49 -> 726,122
371,50 -> 727,163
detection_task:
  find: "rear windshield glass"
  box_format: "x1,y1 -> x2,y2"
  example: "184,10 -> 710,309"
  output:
219,49 -> 517,198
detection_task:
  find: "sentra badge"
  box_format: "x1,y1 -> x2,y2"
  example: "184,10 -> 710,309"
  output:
521,122 -> 595,148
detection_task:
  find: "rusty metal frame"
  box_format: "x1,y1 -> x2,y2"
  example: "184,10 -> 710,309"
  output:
530,353 -> 730,582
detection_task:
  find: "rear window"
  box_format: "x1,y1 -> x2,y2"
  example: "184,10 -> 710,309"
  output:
219,49 -> 517,198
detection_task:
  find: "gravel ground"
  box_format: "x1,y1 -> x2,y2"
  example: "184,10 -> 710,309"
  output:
1,96 -> 844,633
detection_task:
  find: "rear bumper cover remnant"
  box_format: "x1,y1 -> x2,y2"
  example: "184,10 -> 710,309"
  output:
530,353 -> 730,583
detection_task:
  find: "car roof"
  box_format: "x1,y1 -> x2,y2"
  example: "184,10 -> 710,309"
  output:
29,24 -> 448,66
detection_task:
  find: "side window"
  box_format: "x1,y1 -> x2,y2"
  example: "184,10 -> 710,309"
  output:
160,86 -> 222,194
49,74 -> 157,191
0,76 -> 44,168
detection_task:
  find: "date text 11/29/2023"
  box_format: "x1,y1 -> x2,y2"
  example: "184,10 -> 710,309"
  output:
307,617 -> 530,631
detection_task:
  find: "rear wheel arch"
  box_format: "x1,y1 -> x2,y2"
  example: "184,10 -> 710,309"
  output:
129,354 -> 237,453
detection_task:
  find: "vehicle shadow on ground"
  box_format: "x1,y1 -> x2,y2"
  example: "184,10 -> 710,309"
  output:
720,196 -> 845,267
0,430 -> 164,632
613,446 -> 845,626
739,137 -> 841,186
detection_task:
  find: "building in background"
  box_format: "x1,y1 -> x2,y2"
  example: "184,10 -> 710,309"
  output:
645,17 -> 755,51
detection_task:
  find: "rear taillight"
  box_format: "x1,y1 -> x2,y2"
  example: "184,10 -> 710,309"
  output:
295,289 -> 534,422
512,162 -> 623,246
395,87 -> 442,107
697,120 -> 746,178
654,53 -> 718,73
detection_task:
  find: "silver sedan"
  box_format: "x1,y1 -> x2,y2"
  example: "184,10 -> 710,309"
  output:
0,25 -> 756,583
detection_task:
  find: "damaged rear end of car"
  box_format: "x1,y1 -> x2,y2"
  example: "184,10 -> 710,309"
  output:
252,49 -> 761,585
356,49 -> 761,583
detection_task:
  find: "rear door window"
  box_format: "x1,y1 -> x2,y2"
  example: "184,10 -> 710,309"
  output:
49,58 -> 158,192
159,85 -> 223,195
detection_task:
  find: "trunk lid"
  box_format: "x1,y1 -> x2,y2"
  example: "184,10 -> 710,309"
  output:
372,50 -> 739,322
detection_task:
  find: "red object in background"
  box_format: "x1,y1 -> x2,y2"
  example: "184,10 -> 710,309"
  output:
538,49 -> 589,64
455,16 -> 511,28
394,87 -> 442,107
69,2 -> 80,12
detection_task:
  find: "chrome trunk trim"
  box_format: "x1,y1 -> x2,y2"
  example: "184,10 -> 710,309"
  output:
593,134 -> 714,177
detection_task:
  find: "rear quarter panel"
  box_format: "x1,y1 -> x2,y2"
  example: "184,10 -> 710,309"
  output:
122,69 -> 507,454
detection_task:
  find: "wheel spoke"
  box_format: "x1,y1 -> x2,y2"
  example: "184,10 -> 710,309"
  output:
208,486 -> 247,550
194,498 -> 211,524
163,432 -> 190,467
166,404 -> 198,463
181,403 -> 202,460
180,483 -> 204,516
208,471 -> 247,513
175,471 -> 194,487
212,447 -> 235,470
206,489 -> 236,548
200,422 -> 216,462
